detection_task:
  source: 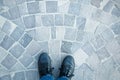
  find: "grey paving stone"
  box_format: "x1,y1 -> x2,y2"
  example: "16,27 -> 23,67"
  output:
105,39 -> 120,54
27,60 -> 37,69
49,40 -> 61,54
1,21 -> 14,34
92,9 -> 118,25
71,42 -> 82,53
25,70 -> 39,80
1,54 -> 17,69
111,7 -> 120,17
0,35 -> 15,50
55,14 -> 63,26
0,75 -> 11,80
16,0 -> 25,4
12,18 -> 25,30
41,15 -> 54,26
94,24 -> 108,35
101,28 -> 114,42
111,21 -> 120,35
103,0 -> 113,12
72,65 -> 84,80
19,54 -> 33,67
81,42 -> 95,56
91,0 -> 102,8
64,28 -> 77,40
26,0 -> 35,2
38,41 -> 49,52
61,41 -> 72,53
19,33 -> 32,48
96,64 -> 110,80
10,62 -> 25,72
68,2 -> 81,15
51,27 -> 56,39
27,2 -> 40,14
113,54 -> 120,65
0,12 -> 11,20
0,30 -> 5,42
23,15 -> 35,28
0,47 -> 7,62
64,14 -> 75,26
86,53 -> 100,69
96,47 -> 110,61
35,15 -> 41,27
91,35 -> 105,50
103,58 -> 118,71
9,6 -> 20,20
78,0 -> 91,5
26,29 -> 36,39
46,1 -> 58,13
10,27 -> 24,41
80,63 -> 94,80
0,0 -> 4,6
35,27 -> 51,41
111,0 -> 120,3
25,40 -> 41,56
18,3 -> 28,16
76,30 -> 85,42
76,16 -> 86,30
12,72 -> 25,80
115,35 -> 120,45
9,43 -> 25,58
3,0 -> 16,8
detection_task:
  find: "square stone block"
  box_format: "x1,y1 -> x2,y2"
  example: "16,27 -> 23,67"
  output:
61,41 -> 72,53
9,43 -> 25,58
1,54 -> 17,69
46,1 -> 58,13
41,15 -> 54,26
10,27 -> 24,41
111,21 -> 120,35
111,7 -> 120,17
55,14 -> 63,26
19,33 -> 32,48
9,6 -> 20,20
96,47 -> 110,61
64,28 -> 77,41
64,14 -> 75,26
18,3 -> 28,16
76,16 -> 86,30
19,54 -> 33,67
23,15 -> 35,28
27,2 -> 40,14
0,35 -> 15,50
25,70 -> 39,80
68,2 -> 81,15
91,35 -> 105,50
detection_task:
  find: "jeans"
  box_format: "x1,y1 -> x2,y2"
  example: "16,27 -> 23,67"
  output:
40,74 -> 69,80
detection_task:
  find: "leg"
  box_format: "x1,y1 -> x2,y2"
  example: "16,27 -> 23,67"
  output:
38,52 -> 54,80
57,76 -> 70,80
58,55 -> 75,80
40,74 -> 54,80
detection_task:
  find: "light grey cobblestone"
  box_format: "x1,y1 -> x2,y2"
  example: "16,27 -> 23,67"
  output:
0,0 -> 120,80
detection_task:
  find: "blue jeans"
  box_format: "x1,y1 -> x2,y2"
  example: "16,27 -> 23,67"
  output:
40,74 -> 69,80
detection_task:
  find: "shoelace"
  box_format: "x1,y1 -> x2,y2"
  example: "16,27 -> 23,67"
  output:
40,64 -> 54,75
59,65 -> 74,78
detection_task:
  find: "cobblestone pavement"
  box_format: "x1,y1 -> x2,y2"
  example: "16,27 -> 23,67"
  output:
0,0 -> 120,80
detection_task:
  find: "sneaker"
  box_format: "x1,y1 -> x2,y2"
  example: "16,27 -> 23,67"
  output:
38,52 -> 53,77
59,55 -> 75,79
